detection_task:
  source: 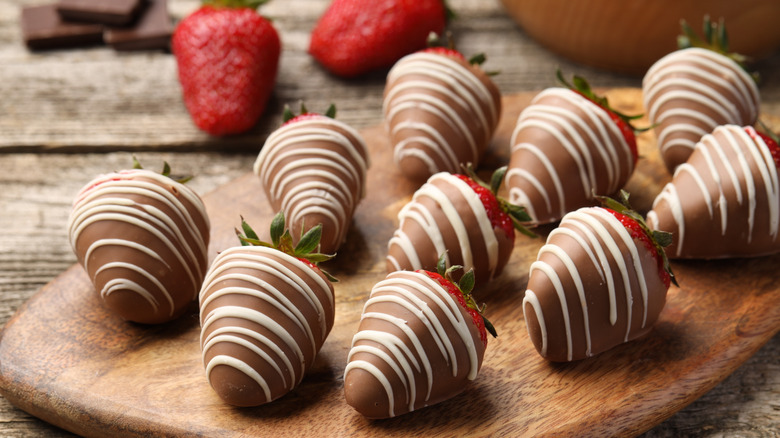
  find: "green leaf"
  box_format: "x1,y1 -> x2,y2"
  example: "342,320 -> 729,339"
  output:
652,230 -> 674,248
469,53 -> 486,66
282,104 -> 295,123
483,314 -> 498,338
132,155 -> 143,169
161,162 -> 171,177
436,252 -> 448,276
325,103 -> 337,119
458,269 -> 475,295
295,224 -> 323,256
241,217 -> 259,241
270,212 -> 285,247
490,166 -> 507,195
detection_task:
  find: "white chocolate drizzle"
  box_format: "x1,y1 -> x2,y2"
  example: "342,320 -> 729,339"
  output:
506,88 -> 634,224
647,125 -> 780,258
643,47 -> 760,171
387,172 -> 500,281
344,271 -> 481,418
199,245 -> 334,405
523,207 -> 656,361
253,116 -> 369,253
384,52 -> 500,178
67,169 -> 209,321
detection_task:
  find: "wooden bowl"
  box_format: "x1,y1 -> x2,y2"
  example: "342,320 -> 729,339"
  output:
499,0 -> 780,75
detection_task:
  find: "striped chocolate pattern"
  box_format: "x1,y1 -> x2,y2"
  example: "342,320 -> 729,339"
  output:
647,124 -> 780,259
643,47 -> 760,173
506,88 -> 635,225
523,207 -> 668,362
343,270 -> 485,419
199,245 -> 335,407
383,51 -> 501,182
253,115 -> 369,254
68,169 -> 210,324
386,172 -> 514,286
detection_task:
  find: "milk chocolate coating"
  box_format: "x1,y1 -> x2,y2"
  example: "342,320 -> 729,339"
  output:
386,172 -> 515,287
344,270 -> 486,419
199,246 -> 335,407
68,169 -> 210,324
523,207 -> 668,362
383,51 -> 501,183
253,115 -> 369,255
643,47 -> 760,173
506,88 -> 636,225
647,125 -> 780,259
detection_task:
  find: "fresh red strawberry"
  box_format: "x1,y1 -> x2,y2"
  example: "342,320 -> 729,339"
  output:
308,0 -> 447,77
172,0 -> 280,136
504,71 -> 641,225
523,191 -> 674,362
387,166 -> 534,289
384,45 -> 501,182
253,103 -> 369,255
344,258 -> 494,418
647,124 -> 780,259
643,17 -> 760,173
199,212 -> 336,407
68,158 -> 210,325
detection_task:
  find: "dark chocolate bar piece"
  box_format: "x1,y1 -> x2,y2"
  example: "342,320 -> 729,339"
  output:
57,0 -> 145,26
104,0 -> 171,51
21,4 -> 103,50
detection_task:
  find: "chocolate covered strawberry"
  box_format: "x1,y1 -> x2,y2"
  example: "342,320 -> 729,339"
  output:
643,17 -> 760,173
253,104 -> 370,254
383,45 -> 501,182
172,0 -> 280,136
308,0 -> 447,78
68,159 -> 210,324
387,166 -> 533,288
344,258 -> 495,418
524,192 -> 675,362
505,71 -> 640,225
199,213 -> 336,407
647,124 -> 780,259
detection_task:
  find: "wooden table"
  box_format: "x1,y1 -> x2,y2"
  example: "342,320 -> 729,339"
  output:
0,0 -> 777,436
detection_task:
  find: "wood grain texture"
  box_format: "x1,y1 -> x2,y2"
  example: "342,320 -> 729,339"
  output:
0,91 -> 778,437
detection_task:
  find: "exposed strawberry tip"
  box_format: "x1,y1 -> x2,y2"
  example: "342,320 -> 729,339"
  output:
597,191 -> 677,288
282,102 -> 337,125
425,252 -> 496,343
460,164 -> 536,238
750,123 -> 780,169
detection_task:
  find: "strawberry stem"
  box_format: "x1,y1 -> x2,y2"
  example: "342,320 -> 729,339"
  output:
236,212 -> 338,282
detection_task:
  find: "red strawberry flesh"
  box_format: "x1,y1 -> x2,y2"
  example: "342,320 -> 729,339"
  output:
454,174 -> 515,240
745,126 -> 780,169
422,46 -> 465,61
605,208 -> 671,288
573,91 -> 639,165
421,270 -> 488,346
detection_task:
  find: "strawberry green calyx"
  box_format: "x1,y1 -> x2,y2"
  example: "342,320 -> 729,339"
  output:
203,0 -> 269,9
132,156 -> 192,184
597,190 -> 678,287
678,16 -> 750,70
462,163 -> 536,237
282,102 -> 337,124
236,212 -> 338,282
556,69 -> 649,135
435,253 -> 497,339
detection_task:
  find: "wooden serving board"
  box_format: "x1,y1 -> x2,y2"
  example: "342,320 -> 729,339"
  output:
0,90 -> 778,437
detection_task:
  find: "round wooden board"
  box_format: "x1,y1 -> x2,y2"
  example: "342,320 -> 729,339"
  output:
0,90 -> 778,437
